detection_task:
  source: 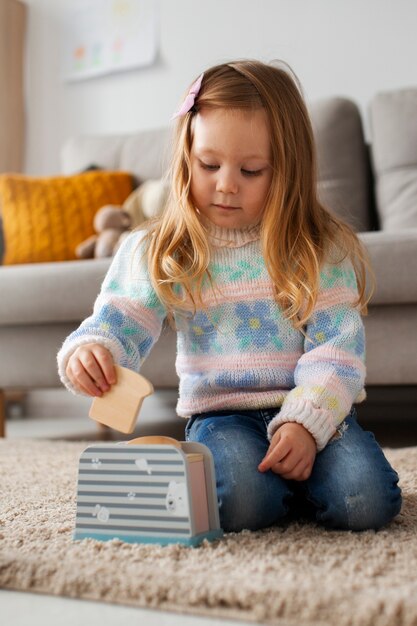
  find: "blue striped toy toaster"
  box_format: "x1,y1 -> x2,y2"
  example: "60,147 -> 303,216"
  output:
74,437 -> 224,547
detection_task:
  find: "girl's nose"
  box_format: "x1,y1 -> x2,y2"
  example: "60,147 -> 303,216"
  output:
216,169 -> 238,194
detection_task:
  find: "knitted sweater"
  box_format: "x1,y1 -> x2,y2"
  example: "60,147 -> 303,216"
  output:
57,222 -> 366,451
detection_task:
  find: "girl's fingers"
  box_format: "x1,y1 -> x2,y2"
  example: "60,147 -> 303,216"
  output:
279,457 -> 306,480
270,452 -> 300,476
91,345 -> 117,386
68,356 -> 105,396
299,463 -> 313,481
78,352 -> 110,393
258,439 -> 291,472
78,378 -> 100,398
67,361 -> 103,397
66,344 -> 116,397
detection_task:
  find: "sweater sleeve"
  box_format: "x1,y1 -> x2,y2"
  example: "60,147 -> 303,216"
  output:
267,255 -> 366,451
57,230 -> 167,395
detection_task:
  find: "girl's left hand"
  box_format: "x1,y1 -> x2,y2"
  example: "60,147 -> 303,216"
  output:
258,422 -> 317,481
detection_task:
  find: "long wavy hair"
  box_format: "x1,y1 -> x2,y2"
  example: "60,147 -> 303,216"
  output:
143,59 -> 375,333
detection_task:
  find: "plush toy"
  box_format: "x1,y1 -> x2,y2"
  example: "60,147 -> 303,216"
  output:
75,178 -> 170,259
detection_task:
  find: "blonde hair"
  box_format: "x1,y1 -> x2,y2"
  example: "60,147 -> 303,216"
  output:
143,59 -> 375,332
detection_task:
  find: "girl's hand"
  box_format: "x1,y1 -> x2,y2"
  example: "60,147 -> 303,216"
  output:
258,422 -> 317,481
66,343 -> 117,397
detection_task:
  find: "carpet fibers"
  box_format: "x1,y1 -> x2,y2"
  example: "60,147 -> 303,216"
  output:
1,439 -> 417,626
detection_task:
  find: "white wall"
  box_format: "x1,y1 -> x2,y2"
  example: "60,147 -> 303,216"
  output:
24,0 -> 417,175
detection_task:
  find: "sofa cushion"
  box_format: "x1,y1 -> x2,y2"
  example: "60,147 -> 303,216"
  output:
0,171 -> 133,265
0,258 -> 111,325
309,98 -> 372,233
370,88 -> 417,230
358,229 -> 417,305
61,128 -> 172,182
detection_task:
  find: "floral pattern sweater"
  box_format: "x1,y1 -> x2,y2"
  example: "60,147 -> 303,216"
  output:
57,222 -> 366,451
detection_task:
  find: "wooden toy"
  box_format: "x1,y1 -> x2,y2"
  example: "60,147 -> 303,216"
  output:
89,365 -> 154,433
75,368 -> 224,546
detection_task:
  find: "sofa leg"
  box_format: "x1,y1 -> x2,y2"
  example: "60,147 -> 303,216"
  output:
0,389 -> 5,437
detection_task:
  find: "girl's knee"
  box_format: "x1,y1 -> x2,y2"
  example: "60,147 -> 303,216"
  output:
341,489 -> 401,531
316,483 -> 402,531
311,437 -> 403,531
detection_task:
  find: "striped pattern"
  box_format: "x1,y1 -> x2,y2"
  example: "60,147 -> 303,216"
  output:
0,171 -> 133,264
75,444 -> 194,541
176,352 -> 301,373
58,223 -> 367,452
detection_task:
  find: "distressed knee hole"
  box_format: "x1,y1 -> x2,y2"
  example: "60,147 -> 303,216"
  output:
331,421 -> 348,442
345,492 -> 370,529
206,422 -> 227,440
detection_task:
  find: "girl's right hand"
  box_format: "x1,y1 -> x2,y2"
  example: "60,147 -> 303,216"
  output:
66,343 -> 117,397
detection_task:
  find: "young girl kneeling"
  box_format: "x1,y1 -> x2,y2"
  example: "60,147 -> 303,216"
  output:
58,60 -> 402,533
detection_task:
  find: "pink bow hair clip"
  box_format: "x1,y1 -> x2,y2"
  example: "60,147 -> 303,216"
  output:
171,73 -> 204,120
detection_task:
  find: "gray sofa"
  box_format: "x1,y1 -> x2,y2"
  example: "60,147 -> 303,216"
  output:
1,88 -> 417,436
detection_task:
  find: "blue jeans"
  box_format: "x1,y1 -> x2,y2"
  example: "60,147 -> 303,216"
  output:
185,407 -> 402,533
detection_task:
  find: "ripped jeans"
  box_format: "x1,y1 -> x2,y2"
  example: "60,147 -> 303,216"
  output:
185,406 -> 402,533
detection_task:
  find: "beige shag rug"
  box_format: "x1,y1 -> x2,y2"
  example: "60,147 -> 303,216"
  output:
1,439 -> 417,626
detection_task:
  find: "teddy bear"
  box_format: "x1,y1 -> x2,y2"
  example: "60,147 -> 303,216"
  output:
75,178 -> 170,259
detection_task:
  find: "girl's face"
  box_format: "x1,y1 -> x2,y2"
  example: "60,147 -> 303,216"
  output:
190,108 -> 273,230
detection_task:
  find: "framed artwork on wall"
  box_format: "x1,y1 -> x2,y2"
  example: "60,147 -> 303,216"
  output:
61,0 -> 159,82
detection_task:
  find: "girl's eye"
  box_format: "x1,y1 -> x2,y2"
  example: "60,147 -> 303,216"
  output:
200,162 -> 219,171
242,169 -> 262,177
200,162 -> 262,176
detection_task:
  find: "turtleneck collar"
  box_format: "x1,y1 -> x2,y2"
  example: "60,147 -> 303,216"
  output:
199,215 -> 261,248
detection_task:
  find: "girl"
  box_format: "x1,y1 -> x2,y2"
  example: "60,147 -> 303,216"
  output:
58,59 -> 402,533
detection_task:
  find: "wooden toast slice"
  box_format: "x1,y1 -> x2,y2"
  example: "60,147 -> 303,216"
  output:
89,365 -> 154,433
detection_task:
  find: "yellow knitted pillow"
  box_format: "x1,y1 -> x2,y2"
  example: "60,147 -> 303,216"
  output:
0,171 -> 134,264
